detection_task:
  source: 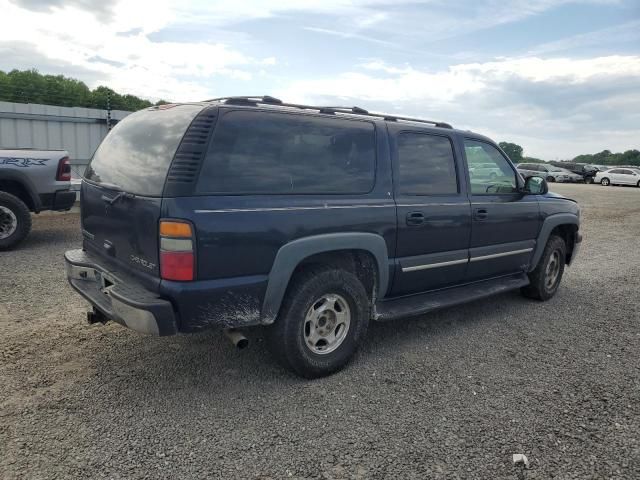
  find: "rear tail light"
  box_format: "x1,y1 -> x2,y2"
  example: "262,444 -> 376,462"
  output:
56,156 -> 71,181
159,220 -> 195,281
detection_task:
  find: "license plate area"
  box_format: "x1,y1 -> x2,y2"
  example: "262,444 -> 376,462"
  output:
94,271 -> 117,293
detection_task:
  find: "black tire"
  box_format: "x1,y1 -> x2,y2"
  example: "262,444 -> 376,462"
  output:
585,177 -> 593,184
0,191 -> 32,251
547,176 -> 556,183
521,235 -> 566,301
601,177 -> 610,186
266,266 -> 370,378
636,181 -> 640,188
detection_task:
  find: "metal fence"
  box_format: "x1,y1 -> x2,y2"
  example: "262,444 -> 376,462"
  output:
0,101 -> 131,179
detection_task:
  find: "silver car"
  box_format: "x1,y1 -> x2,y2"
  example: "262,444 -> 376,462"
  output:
517,163 -> 573,183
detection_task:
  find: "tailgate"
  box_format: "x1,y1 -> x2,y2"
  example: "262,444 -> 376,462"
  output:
81,181 -> 162,285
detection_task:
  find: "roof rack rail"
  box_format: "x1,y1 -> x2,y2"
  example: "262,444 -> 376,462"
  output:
201,96 -> 452,129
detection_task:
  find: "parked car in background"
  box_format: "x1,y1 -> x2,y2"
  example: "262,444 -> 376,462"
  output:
551,167 -> 584,183
64,96 -> 582,378
517,163 -> 574,183
550,162 -> 600,183
468,162 -> 502,180
594,168 -> 640,187
0,149 -> 75,249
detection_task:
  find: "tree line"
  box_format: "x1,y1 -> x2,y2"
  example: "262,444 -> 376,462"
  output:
0,69 -> 168,111
499,142 -> 640,167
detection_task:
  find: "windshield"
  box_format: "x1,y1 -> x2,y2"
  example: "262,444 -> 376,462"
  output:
85,104 -> 202,196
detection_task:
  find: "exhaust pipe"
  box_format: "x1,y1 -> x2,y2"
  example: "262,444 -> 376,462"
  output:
86,308 -> 108,325
223,328 -> 249,350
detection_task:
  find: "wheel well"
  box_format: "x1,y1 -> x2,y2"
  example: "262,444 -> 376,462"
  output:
0,179 -> 34,211
292,249 -> 378,301
550,224 -> 577,264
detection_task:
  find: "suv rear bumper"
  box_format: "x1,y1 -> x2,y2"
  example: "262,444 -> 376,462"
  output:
64,249 -> 177,336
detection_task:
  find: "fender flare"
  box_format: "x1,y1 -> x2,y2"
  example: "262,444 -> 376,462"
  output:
0,169 -> 41,212
530,213 -> 579,270
260,232 -> 390,324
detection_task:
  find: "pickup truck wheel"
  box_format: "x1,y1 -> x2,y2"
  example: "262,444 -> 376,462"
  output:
521,235 -> 566,301
266,266 -> 370,378
0,191 -> 32,250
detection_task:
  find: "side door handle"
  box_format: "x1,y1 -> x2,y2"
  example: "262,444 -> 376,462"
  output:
406,211 -> 425,226
474,208 -> 489,220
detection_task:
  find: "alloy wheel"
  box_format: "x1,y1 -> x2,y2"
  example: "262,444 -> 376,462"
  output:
304,293 -> 351,355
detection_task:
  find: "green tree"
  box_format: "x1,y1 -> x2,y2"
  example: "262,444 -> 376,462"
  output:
0,68 -> 157,111
499,142 -> 524,163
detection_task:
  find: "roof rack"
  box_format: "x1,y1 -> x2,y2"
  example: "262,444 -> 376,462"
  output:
201,96 -> 453,129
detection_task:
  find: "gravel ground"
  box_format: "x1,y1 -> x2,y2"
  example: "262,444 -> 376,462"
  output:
1,184 -> 639,479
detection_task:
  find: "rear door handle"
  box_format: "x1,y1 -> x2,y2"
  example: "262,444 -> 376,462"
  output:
406,211 -> 425,226
474,208 -> 489,220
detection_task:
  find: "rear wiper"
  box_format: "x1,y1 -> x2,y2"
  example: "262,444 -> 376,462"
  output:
82,178 -> 136,204
102,191 -> 136,205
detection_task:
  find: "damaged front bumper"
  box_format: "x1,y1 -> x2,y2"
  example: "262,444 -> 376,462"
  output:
64,249 -> 177,336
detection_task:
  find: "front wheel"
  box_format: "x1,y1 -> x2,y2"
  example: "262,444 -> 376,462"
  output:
521,235 -> 566,301
585,177 -> 593,184
0,191 -> 32,250
266,266 -> 370,378
600,177 -> 610,186
547,176 -> 556,183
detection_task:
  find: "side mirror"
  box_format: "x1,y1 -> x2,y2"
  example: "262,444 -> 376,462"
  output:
523,176 -> 548,194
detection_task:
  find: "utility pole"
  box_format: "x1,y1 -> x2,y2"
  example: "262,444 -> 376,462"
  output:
106,91 -> 112,131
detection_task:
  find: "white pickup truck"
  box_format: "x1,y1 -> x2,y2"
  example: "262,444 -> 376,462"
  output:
0,149 -> 76,249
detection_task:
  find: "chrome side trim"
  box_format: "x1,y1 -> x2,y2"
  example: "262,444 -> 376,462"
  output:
469,248 -> 533,263
402,258 -> 468,272
195,204 -> 395,213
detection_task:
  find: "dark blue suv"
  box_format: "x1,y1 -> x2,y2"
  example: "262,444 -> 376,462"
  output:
65,96 -> 582,378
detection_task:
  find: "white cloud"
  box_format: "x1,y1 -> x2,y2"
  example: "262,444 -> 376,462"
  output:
279,55 -> 640,158
0,0 -> 275,100
282,56 -> 640,105
1,0 -> 638,158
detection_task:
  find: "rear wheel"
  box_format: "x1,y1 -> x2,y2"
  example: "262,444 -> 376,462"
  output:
0,191 -> 32,250
601,177 -> 610,186
585,177 -> 593,184
266,266 -> 370,378
547,176 -> 556,183
521,235 -> 566,301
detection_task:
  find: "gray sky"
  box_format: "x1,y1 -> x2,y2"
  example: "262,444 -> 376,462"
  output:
1,0 -> 639,159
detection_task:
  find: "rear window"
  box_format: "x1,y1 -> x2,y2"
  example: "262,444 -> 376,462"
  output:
196,110 -> 376,194
85,105 -> 202,196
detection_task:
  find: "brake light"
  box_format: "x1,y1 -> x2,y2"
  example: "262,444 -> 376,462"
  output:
56,156 -> 71,181
159,220 -> 195,281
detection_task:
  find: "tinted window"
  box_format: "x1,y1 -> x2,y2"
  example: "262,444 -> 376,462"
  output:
518,164 -> 532,170
396,133 -> 457,195
196,111 -> 375,194
464,139 -> 518,194
85,105 -> 202,196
